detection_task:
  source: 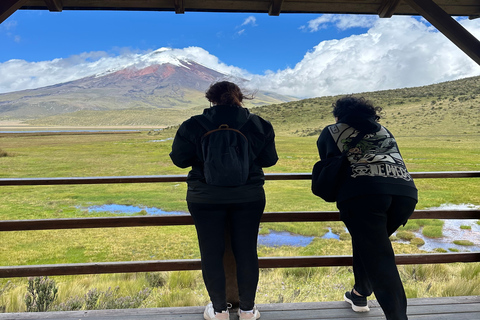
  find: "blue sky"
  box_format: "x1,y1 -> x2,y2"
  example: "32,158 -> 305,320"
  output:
1,10 -> 480,97
1,10 -> 367,73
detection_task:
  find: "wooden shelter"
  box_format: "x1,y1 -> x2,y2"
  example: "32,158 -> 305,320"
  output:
1,0 -> 480,65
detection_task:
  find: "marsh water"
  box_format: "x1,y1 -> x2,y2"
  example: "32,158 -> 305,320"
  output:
84,203 -> 480,252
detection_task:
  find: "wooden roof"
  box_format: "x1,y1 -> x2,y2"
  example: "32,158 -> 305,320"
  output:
1,0 -> 480,64
2,0 -> 479,17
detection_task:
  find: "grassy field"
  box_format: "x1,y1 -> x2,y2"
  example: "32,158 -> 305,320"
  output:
0,126 -> 479,312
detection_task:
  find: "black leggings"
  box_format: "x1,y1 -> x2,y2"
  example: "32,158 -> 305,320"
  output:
188,200 -> 265,312
338,195 -> 416,320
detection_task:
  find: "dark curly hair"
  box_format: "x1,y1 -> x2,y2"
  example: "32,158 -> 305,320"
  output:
332,96 -> 382,121
205,81 -> 252,106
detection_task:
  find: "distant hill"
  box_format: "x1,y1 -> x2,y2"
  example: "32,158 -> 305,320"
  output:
0,57 -> 296,127
1,58 -> 478,134
251,76 -> 480,136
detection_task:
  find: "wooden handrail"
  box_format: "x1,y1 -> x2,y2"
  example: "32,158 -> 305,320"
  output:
1,210 -> 479,231
1,171 -> 478,282
0,171 -> 478,186
1,253 -> 479,278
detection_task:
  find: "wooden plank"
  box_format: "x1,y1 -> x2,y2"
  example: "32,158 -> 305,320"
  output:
0,296 -> 478,319
377,0 -> 401,18
0,0 -> 28,24
44,0 -> 63,11
11,0 -> 480,17
269,0 -> 283,16
1,253 -> 478,278
1,209 -> 478,231
0,171 -> 478,186
174,0 -> 184,13
404,0 -> 480,65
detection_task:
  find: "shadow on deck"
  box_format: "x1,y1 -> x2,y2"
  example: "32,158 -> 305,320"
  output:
0,296 -> 478,320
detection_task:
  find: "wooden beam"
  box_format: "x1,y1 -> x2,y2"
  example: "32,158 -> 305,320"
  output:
1,253 -> 478,278
0,171 -> 477,186
404,0 -> 480,65
269,0 -> 283,16
174,0 -> 184,14
44,0 -> 62,12
0,0 -> 28,24
377,0 -> 401,18
1,210 -> 478,231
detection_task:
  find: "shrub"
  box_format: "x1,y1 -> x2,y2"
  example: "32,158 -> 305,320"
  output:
339,232 -> 351,241
25,277 -> 58,312
85,287 -> 151,310
442,279 -> 480,296
453,240 -> 474,246
398,221 -> 420,231
168,271 -> 196,290
411,237 -> 425,247
54,296 -> 84,311
396,230 -> 415,241
0,149 -> 7,157
460,264 -> 480,280
85,288 -> 101,310
145,272 -> 167,288
0,281 -> 13,313
422,226 -> 443,238
460,225 -> 471,230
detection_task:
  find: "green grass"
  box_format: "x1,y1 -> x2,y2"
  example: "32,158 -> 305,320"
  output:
422,226 -> 444,238
0,129 -> 479,312
453,240 -> 475,246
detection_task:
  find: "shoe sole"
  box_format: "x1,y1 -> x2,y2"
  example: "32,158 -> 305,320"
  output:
204,310 -> 229,320
238,309 -> 261,319
204,312 -> 229,320
344,293 -> 370,312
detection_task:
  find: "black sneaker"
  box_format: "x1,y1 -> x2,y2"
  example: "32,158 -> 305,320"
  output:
344,290 -> 370,312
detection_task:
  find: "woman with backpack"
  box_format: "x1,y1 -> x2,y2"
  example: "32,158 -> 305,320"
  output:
315,96 -> 417,320
170,81 -> 278,320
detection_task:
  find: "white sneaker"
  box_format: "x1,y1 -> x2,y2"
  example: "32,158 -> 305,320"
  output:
204,303 -> 229,320
238,307 -> 260,319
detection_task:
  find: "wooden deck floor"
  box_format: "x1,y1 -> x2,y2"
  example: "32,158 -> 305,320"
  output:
0,296 -> 478,320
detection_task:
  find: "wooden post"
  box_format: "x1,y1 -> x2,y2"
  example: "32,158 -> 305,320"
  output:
223,220 -> 239,309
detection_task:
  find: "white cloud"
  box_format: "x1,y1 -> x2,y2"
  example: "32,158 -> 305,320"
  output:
241,16 -> 257,27
1,19 -> 22,43
1,16 -> 479,98
0,20 -> 18,31
248,16 -> 480,98
301,14 -> 377,32
234,16 -> 257,36
0,47 -> 249,94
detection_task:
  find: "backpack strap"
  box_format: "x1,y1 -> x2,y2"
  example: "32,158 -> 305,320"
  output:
193,115 -> 216,132
193,113 -> 252,132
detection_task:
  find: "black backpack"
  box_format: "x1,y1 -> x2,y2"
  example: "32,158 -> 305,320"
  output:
194,115 -> 251,187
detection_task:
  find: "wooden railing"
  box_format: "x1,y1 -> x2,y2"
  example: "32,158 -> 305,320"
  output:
0,171 -> 480,307
1,171 -> 479,280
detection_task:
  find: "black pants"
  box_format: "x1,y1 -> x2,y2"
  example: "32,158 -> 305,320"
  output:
338,195 -> 417,320
188,199 -> 265,313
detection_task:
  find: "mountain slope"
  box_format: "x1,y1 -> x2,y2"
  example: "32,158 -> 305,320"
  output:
251,75 -> 480,136
0,59 -> 296,123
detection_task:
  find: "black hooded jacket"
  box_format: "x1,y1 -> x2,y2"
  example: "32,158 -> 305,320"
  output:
316,115 -> 417,203
170,104 -> 278,204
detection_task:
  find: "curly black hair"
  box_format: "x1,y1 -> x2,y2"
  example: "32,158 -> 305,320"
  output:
332,96 -> 382,121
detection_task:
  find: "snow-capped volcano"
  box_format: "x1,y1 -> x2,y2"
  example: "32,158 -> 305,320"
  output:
0,49 -> 296,123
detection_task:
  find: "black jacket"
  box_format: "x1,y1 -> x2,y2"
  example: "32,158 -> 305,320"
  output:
317,122 -> 418,203
170,104 -> 278,203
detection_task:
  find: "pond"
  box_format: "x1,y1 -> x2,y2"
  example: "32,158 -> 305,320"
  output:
82,203 -> 480,251
85,204 -> 185,216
